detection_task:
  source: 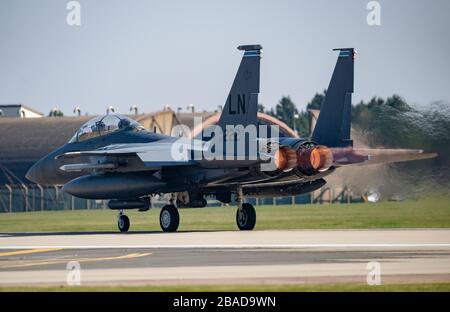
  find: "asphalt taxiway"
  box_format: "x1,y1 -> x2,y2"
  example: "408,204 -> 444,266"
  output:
0,229 -> 449,286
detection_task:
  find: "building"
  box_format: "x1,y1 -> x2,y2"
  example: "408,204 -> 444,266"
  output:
0,104 -> 44,118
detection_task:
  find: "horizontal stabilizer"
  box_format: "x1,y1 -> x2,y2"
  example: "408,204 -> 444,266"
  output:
332,147 -> 437,166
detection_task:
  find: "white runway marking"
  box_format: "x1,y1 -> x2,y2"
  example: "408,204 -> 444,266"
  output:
1,229 -> 450,251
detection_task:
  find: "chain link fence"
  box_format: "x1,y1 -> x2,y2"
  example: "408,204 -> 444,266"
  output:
0,184 -> 360,213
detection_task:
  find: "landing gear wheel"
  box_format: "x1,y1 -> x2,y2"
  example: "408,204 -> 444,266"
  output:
236,203 -> 256,231
160,204 -> 179,232
117,215 -> 130,232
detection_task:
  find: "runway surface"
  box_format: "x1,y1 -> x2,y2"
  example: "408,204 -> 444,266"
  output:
1,229 -> 450,286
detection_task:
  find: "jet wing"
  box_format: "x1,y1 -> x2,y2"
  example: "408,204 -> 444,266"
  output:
55,140 -> 203,172
332,147 -> 437,166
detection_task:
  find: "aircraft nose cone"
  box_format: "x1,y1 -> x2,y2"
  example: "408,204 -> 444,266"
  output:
26,156 -> 54,185
26,144 -> 72,185
25,161 -> 43,184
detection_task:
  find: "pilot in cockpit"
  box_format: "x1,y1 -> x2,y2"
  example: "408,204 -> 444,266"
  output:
69,114 -> 145,143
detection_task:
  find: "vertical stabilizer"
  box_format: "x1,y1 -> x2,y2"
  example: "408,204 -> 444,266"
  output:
311,48 -> 355,147
217,45 -> 262,129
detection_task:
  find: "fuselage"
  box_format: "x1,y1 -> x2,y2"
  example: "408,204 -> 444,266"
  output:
26,123 -> 333,201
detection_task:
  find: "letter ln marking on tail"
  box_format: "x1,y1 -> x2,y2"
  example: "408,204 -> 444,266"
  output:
228,94 -> 247,115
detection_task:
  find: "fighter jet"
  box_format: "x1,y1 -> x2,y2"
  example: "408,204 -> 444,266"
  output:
26,45 -> 436,232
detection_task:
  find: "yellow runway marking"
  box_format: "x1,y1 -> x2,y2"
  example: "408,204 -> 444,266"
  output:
0,252 -> 151,269
0,248 -> 62,257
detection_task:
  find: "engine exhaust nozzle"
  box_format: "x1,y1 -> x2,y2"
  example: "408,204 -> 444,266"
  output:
297,146 -> 333,173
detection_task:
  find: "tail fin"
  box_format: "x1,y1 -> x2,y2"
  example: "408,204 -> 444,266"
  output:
217,45 -> 262,129
311,48 -> 355,147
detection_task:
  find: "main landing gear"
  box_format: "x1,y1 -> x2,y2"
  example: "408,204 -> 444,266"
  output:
236,203 -> 256,231
159,204 -> 180,232
235,186 -> 256,231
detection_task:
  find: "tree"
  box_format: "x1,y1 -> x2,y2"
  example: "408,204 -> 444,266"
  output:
257,103 -> 265,113
295,111 -> 310,137
351,94 -> 423,148
274,96 -> 298,130
264,96 -> 311,137
306,90 -> 326,110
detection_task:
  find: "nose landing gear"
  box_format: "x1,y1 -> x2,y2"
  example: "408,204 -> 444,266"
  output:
117,210 -> 130,232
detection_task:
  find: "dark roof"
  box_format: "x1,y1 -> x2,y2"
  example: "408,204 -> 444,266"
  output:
0,116 -> 91,162
0,116 -> 92,184
174,112 -> 216,129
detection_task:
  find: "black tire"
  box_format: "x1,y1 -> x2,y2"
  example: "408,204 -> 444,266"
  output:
117,215 -> 130,232
236,203 -> 256,231
160,204 -> 180,232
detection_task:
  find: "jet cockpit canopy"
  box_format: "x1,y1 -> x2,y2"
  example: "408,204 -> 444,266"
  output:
69,114 -> 145,143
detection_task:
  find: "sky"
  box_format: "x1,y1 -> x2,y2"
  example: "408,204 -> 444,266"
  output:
0,0 -> 449,116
